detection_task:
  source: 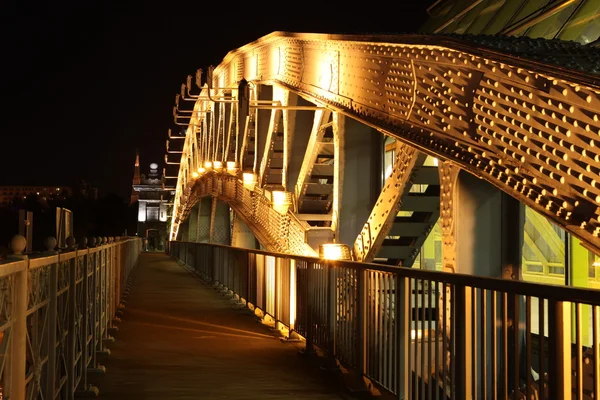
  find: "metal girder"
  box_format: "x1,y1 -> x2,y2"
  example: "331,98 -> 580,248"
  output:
353,141 -> 419,262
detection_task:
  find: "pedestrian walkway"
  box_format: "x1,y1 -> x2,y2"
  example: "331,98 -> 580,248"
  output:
93,253 -> 354,399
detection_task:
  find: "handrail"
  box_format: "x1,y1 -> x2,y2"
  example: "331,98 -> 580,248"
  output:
0,237 -> 142,400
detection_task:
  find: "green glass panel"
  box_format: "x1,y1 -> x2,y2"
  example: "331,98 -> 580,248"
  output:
465,0 -> 509,34
525,1 -> 580,39
557,0 -> 600,42
521,206 -> 566,286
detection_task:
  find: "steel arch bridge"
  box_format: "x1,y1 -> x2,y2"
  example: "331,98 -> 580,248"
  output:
166,31 -> 600,263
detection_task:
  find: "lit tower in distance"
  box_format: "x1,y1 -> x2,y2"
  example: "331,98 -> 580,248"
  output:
130,149 -> 141,204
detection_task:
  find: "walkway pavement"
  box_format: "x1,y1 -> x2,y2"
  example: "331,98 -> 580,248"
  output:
93,253 -> 354,399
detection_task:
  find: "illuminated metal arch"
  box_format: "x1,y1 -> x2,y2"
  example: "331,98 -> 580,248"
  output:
173,31 -> 600,254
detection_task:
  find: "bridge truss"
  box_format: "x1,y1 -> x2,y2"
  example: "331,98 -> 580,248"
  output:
167,31 -> 600,258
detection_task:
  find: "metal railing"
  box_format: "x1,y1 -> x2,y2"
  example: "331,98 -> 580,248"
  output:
0,237 -> 141,400
171,240 -> 600,400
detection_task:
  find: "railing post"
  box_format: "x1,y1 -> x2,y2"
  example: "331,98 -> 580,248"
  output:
10,259 -> 28,400
67,257 -> 77,400
46,260 -> 59,400
453,284 -> 472,400
548,300 -> 571,399
327,262 -> 335,357
395,274 -> 410,399
80,250 -> 90,391
356,268 -> 367,381
303,262 -> 315,355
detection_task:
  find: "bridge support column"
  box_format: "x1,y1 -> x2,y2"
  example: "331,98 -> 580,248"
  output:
198,197 -> 211,243
209,197 -> 231,245
231,214 -> 257,249
439,162 -> 525,398
187,204 -> 199,242
338,117 -> 381,246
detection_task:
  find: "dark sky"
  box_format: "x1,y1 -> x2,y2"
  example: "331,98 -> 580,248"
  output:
2,4 -> 430,201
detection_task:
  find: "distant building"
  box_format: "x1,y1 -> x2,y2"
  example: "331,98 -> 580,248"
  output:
131,151 -> 173,251
0,185 -> 71,206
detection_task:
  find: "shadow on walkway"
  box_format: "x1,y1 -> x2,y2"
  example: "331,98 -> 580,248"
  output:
93,253 -> 355,399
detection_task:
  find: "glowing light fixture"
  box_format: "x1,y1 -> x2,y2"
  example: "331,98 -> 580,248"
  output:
226,161 -> 238,175
319,243 -> 352,261
204,161 -> 213,170
242,172 -> 257,190
197,167 -> 206,174
191,171 -> 199,179
271,190 -> 292,214
213,161 -> 223,171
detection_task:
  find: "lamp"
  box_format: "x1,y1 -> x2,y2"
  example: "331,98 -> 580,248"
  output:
271,190 -> 292,214
226,161 -> 238,175
213,161 -> 223,171
319,243 -> 352,261
242,172 -> 257,190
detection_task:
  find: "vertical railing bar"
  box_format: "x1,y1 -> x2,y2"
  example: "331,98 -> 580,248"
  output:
502,292 -> 508,399
421,278 -> 426,398
575,302 -> 582,400
91,252 -> 98,369
67,258 -> 76,400
380,273 -> 386,387
453,284 -> 469,400
396,274 -> 409,400
538,297 -> 545,400
450,284 -> 456,399
326,261 -> 333,357
81,251 -> 89,391
385,274 -> 395,388
10,260 -> 28,400
513,293 -> 520,400
383,273 -> 388,386
593,305 -> 600,400
408,278 -> 414,398
357,267 -> 367,384
305,261 -> 314,355
481,288 -> 487,400
441,282 -> 447,400
427,279 -> 433,400
435,281 -> 440,400
414,279 -> 419,399
525,295 -> 532,400
548,300 -> 571,400
46,260 -> 58,400
378,273 -> 383,382
471,287 -> 476,399
491,290 -> 497,400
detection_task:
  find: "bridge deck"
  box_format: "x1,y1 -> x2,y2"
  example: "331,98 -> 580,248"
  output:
93,253 -> 353,399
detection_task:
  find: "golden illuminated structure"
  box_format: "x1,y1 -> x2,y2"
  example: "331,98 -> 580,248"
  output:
167,31 -> 600,266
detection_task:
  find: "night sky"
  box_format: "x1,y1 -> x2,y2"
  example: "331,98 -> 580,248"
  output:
2,5 -> 430,201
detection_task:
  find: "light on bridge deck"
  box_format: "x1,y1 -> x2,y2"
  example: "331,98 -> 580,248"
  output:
242,172 -> 256,190
319,243 -> 352,261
